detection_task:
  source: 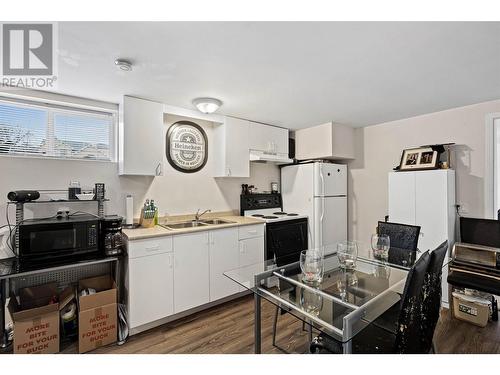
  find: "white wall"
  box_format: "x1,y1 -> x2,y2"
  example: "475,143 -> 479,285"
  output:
0,114 -> 279,258
348,99 -> 500,245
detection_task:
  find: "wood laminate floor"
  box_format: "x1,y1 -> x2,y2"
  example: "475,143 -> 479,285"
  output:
61,295 -> 499,354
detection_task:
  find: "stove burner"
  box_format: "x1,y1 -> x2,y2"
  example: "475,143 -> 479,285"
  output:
251,214 -> 265,217
287,213 -> 299,216
263,216 -> 278,219
273,212 -> 287,215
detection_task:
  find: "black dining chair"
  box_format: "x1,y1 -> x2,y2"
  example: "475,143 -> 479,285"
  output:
377,221 -> 421,266
420,240 -> 448,353
370,240 -> 449,341
310,250 -> 431,354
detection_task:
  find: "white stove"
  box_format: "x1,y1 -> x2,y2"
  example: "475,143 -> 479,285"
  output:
244,209 -> 308,223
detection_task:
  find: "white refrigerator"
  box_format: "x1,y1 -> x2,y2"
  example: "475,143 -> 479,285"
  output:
281,162 -> 347,251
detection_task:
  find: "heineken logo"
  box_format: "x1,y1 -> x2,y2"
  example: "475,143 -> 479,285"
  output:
166,121 -> 208,173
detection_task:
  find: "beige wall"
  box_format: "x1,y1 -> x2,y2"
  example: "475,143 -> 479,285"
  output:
348,99 -> 500,244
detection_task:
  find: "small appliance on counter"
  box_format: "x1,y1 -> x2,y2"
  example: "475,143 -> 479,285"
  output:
101,215 -> 124,256
18,214 -> 101,263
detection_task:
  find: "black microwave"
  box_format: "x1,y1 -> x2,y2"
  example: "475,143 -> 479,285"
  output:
18,214 -> 101,262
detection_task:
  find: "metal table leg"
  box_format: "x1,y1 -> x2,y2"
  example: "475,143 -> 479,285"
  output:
0,279 -> 8,348
254,293 -> 261,354
342,340 -> 352,354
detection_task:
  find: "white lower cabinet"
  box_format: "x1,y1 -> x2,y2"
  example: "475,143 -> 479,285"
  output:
239,236 -> 265,268
173,231 -> 210,314
127,237 -> 174,329
209,228 -> 240,301
127,224 -> 265,332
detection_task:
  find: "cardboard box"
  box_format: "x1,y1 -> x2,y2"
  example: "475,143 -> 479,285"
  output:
8,283 -> 60,354
78,275 -> 117,353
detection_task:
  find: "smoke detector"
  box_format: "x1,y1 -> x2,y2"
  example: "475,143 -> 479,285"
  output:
114,59 -> 133,72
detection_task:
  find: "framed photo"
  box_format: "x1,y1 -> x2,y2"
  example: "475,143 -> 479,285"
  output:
399,147 -> 438,171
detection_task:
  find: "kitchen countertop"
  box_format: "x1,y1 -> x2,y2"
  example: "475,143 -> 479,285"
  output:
123,215 -> 264,241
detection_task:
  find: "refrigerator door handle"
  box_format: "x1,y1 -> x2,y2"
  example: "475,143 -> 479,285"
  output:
319,166 -> 325,248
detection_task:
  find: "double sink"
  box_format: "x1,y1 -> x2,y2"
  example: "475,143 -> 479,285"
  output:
160,218 -> 236,230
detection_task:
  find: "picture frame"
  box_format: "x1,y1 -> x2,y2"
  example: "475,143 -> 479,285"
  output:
399,147 -> 438,171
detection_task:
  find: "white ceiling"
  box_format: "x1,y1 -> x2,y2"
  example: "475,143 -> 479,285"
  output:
53,22 -> 500,129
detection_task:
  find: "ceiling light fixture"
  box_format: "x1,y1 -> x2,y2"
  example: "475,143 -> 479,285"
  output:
192,97 -> 223,114
114,59 -> 133,71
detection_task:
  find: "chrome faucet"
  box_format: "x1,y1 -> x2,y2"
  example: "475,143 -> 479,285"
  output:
195,209 -> 211,222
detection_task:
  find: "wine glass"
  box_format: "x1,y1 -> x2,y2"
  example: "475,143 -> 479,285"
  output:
337,241 -> 358,269
371,234 -> 390,261
300,250 -> 324,282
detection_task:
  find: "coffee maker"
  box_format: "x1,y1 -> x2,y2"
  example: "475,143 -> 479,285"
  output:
100,215 -> 124,256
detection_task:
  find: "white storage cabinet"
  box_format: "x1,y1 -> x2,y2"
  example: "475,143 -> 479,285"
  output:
388,169 -> 456,305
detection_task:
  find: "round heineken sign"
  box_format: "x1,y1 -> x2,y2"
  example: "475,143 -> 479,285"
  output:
166,121 -> 208,173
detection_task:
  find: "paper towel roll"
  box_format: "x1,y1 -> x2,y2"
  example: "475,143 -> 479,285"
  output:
126,195 -> 134,225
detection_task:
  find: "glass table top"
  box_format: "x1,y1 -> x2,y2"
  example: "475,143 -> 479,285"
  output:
224,247 -> 409,342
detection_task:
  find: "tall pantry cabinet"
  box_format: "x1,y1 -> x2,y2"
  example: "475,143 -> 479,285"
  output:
388,169 -> 456,306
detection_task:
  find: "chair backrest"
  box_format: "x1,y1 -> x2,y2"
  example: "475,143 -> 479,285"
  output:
420,240 -> 448,353
378,221 -> 421,266
394,251 -> 431,353
378,221 -> 421,251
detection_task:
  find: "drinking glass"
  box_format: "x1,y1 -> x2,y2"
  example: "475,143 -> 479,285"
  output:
371,234 -> 390,261
299,250 -> 324,282
337,241 -> 358,269
300,288 -> 323,316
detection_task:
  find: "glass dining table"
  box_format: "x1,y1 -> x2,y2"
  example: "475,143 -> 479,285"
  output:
224,243 -> 415,354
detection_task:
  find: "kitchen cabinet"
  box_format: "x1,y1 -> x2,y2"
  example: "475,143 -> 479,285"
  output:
248,121 -> 289,155
173,232 -> 210,313
239,236 -> 264,268
127,237 -> 173,329
209,228 -> 240,301
119,96 -> 164,176
294,122 -> 355,161
213,117 -> 250,177
388,169 -> 456,305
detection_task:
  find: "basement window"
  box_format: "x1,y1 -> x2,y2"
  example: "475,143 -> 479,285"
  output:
0,97 -> 116,161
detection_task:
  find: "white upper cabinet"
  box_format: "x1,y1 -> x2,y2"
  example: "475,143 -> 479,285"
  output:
248,121 -> 289,155
119,96 -> 164,176
213,117 -> 250,177
295,122 -> 354,161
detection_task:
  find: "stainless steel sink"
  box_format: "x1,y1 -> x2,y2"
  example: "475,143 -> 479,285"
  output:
201,219 -> 236,225
160,218 -> 236,230
161,221 -> 209,230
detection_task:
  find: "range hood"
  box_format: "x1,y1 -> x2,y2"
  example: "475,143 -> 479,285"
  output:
249,150 -> 293,164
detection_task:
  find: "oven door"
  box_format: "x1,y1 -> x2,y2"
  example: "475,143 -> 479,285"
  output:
19,221 -> 89,260
265,218 -> 308,266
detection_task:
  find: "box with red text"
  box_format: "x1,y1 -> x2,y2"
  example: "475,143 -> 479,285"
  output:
77,275 -> 117,353
8,283 -> 60,354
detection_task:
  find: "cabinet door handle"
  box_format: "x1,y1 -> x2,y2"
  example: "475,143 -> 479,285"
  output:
155,162 -> 162,176
227,167 -> 232,176
168,254 -> 173,268
239,242 -> 245,253
145,245 -> 160,252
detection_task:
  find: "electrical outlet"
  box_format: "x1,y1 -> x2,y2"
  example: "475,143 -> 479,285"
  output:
458,204 -> 468,214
